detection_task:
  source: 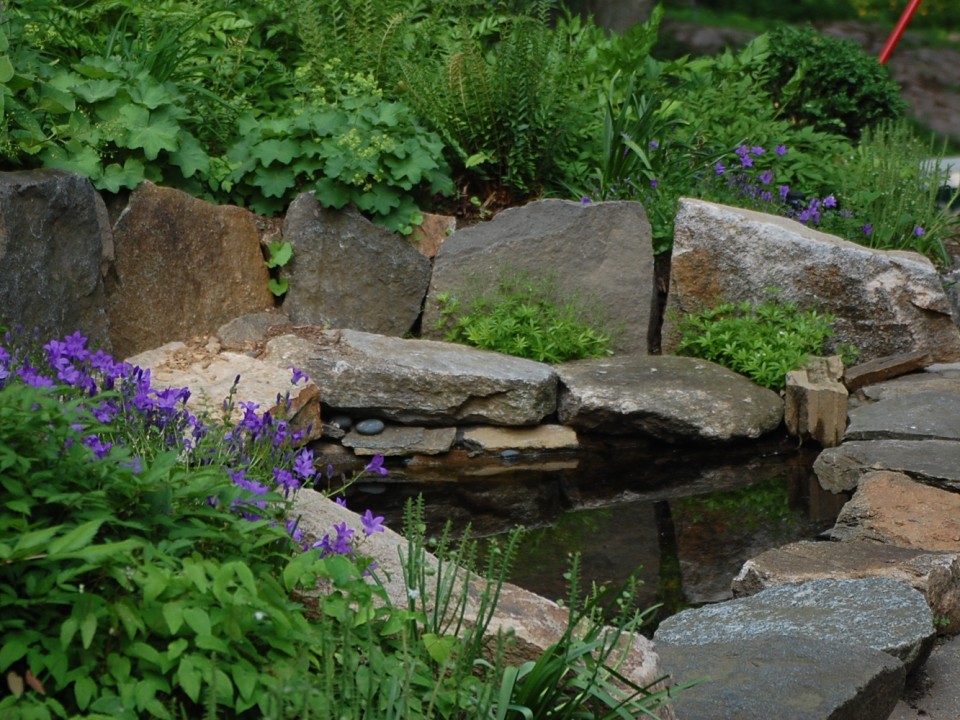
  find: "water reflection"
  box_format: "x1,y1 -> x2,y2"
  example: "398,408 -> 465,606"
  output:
344,432 -> 847,625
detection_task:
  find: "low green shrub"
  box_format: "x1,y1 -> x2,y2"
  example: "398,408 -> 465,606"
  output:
435,275 -> 615,363
751,24 -> 907,141
674,297 -> 852,390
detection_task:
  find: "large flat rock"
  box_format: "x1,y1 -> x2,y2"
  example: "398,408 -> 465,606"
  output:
658,637 -> 905,720
732,539 -> 960,632
662,199 -> 960,363
815,439 -> 960,493
556,355 -> 783,442
655,577 -> 935,673
845,391 -> 960,441
829,471 -> 960,554
262,329 -> 557,426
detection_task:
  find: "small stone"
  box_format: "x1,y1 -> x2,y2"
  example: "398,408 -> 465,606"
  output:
501,449 -> 521,460
329,414 -> 353,431
355,418 -> 385,435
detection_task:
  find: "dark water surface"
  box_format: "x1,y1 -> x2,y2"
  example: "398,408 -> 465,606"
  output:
344,432 -> 847,625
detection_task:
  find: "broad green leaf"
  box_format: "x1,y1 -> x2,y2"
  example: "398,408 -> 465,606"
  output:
181,559 -> 209,593
60,617 -> 79,650
422,633 -> 456,665
178,656 -> 202,702
265,241 -> 292,268
47,519 -> 103,555
131,76 -> 173,110
182,607 -> 211,637
0,56 -> 13,84
0,638 -> 28,671
162,602 -> 184,634
113,599 -> 146,640
120,106 -> 179,160
232,659 -> 258,701
74,675 -> 96,710
251,138 -> 299,168
253,165 -> 297,198
314,177 -> 352,209
73,79 -> 122,104
267,278 -> 288,297
99,158 -> 146,193
127,642 -> 162,668
39,84 -> 77,114
168,133 -> 209,178
73,56 -> 122,79
80,612 -> 97,649
195,634 -> 230,653
12,525 -> 63,554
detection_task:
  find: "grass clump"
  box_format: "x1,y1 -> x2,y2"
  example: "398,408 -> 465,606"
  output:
435,275 -> 615,363
674,297 -> 853,390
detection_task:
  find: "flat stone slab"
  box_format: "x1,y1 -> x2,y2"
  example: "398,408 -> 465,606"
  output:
732,539 -> 960,632
658,637 -> 905,720
856,367 -> 960,403
126,340 -> 322,442
460,425 -> 579,453
655,577 -> 935,673
843,351 -> 930,391
341,426 -> 457,456
262,329 -> 557,426
814,439 -> 960,493
829,471 -> 960,556
556,355 -> 783,442
845,392 -> 960,441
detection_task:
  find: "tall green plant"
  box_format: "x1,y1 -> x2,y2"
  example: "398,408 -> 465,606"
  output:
400,0 -> 587,199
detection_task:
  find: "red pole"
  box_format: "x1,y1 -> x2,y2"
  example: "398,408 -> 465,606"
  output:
879,0 -> 923,64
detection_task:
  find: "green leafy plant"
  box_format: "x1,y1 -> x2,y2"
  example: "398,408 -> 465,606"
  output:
400,0 -> 589,201
751,24 -> 907,141
435,275 -> 615,363
265,239 -> 293,297
222,66 -> 453,232
674,296 -> 850,390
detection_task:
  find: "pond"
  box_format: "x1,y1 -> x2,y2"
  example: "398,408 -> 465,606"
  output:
343,431 -> 848,629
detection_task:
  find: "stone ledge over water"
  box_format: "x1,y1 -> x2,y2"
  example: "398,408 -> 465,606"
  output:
556,354 -> 783,442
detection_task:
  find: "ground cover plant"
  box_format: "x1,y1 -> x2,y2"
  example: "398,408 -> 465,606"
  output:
673,296 -> 853,390
0,328 -> 676,718
434,274 -> 615,363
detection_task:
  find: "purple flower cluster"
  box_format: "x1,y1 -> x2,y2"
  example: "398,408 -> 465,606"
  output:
0,329 -> 390,560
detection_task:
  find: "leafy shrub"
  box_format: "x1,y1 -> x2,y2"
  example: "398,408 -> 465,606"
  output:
435,275 -> 615,363
751,24 -> 907,141
674,297 -> 848,390
221,66 -> 454,231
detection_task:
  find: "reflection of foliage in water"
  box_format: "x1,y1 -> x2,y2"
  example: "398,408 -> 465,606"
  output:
674,476 -> 801,538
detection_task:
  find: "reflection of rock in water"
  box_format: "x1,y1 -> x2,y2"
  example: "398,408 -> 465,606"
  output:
672,473 -> 838,604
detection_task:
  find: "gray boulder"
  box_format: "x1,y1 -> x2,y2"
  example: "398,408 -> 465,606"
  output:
658,637 -> 905,720
282,194 -> 431,336
661,199 -> 960,363
732,539 -> 960,633
655,577 -> 935,673
106,181 -> 274,358
0,169 -> 112,348
422,199 -> 656,355
815,439 -> 960,493
262,329 -> 557,426
556,354 -> 783,442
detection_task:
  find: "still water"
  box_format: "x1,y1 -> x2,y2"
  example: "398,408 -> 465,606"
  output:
344,432 -> 847,625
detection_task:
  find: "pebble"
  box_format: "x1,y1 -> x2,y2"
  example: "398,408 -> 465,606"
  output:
355,418 -> 385,435
329,414 -> 353,431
